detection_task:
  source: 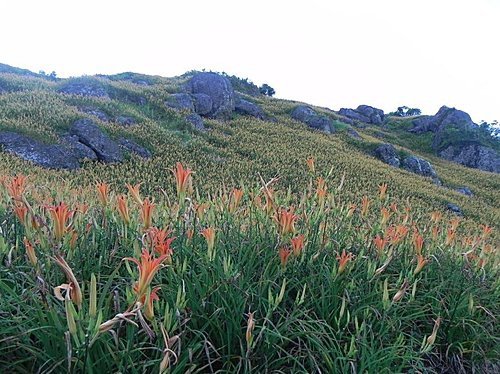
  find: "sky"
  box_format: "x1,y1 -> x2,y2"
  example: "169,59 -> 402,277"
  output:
1,0 -> 499,123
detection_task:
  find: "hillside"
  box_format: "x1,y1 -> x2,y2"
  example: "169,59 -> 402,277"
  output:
0,64 -> 499,226
0,64 -> 499,373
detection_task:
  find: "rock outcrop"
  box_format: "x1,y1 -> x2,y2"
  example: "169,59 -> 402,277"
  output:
69,119 -> 123,163
291,106 -> 333,133
118,138 -> 152,158
165,93 -> 195,111
185,72 -> 235,120
0,132 -> 80,169
439,143 -> 500,173
374,144 -> 400,167
59,80 -> 109,98
339,105 -> 385,125
235,97 -> 265,120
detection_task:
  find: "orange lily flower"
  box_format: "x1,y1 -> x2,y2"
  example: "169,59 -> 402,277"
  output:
373,235 -> 387,256
306,157 -> 315,173
336,249 -> 354,274
147,227 -> 175,262
201,227 -> 216,260
481,225 -> 493,240
279,246 -> 292,268
138,286 -> 160,320
316,177 -> 327,205
229,188 -> 244,213
389,202 -> 398,213
116,195 -> 130,224
347,203 -> 357,217
13,203 -> 28,226
6,175 -> 27,201
413,232 -> 424,256
380,207 -> 392,226
126,183 -> 143,206
48,202 -> 74,241
431,226 -> 440,240
23,237 -> 38,267
291,234 -> 305,256
124,249 -> 167,300
96,182 -> 110,207
378,183 -> 388,201
140,198 -> 155,230
430,211 -> 442,224
171,162 -> 193,198
414,254 -> 429,275
274,208 -> 298,237
361,196 -> 370,217
445,228 -> 456,246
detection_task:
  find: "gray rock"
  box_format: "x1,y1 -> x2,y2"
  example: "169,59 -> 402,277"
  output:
402,155 -> 438,179
439,144 -> 500,173
235,97 -> 265,119
61,135 -> 98,161
339,105 -> 385,125
185,113 -> 206,131
374,143 -> 400,167
0,131 -> 80,169
456,187 -> 473,197
446,203 -> 463,216
347,129 -> 362,140
192,93 -> 213,115
79,107 -> 110,122
69,119 -> 123,163
186,72 -> 235,120
410,106 -> 476,134
118,138 -> 152,158
291,105 -> 333,133
165,93 -> 194,111
59,80 -> 109,98
115,116 -> 136,127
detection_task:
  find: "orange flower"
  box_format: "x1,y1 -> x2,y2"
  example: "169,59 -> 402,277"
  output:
380,207 -> 392,226
361,196 -> 370,217
69,230 -> 78,250
291,234 -> 305,256
445,228 -> 456,246
246,312 -> 255,346
116,195 -> 130,224
316,177 -> 327,205
347,203 -> 357,217
171,162 -> 193,198
336,249 -> 354,274
13,203 -> 28,226
274,208 -> 298,237
430,211 -> 442,224
140,198 -> 155,230
279,246 -> 292,268
431,226 -> 440,240
481,225 -> 493,240
373,235 -> 387,256
201,227 -> 216,260
147,227 -> 175,262
414,254 -> 429,275
138,286 -> 160,320
126,183 -> 143,206
124,249 -> 167,300
306,157 -> 315,173
229,188 -> 244,213
389,202 -> 398,213
23,237 -> 37,267
48,202 -> 74,241
6,175 -> 27,201
413,232 -> 424,256
96,182 -> 110,207
378,183 -> 388,201
449,217 -> 460,231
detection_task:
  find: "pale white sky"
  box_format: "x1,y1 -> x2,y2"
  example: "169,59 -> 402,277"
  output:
1,0 -> 499,122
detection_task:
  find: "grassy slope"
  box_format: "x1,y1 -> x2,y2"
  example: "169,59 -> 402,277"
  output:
0,72 -> 498,228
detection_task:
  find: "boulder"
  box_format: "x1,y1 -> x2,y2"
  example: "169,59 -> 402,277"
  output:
118,138 -> 152,158
339,105 -> 385,125
235,97 -> 265,119
402,156 -> 438,179
79,107 -> 110,122
439,143 -> 500,173
0,132 -> 80,169
61,135 -> 98,161
186,72 -> 235,120
291,106 -> 333,133
59,80 -> 109,98
347,129 -> 362,140
374,143 -> 400,167
192,93 -> 213,115
115,116 -> 136,127
456,187 -> 473,197
165,93 -> 194,111
410,106 -> 476,134
446,203 -> 463,216
185,114 -> 206,131
69,119 -> 123,163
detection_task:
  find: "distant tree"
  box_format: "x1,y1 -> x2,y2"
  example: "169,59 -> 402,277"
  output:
392,106 -> 421,117
259,83 -> 275,97
479,120 -> 500,138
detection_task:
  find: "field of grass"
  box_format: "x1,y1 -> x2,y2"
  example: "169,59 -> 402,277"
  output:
0,71 -> 499,372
